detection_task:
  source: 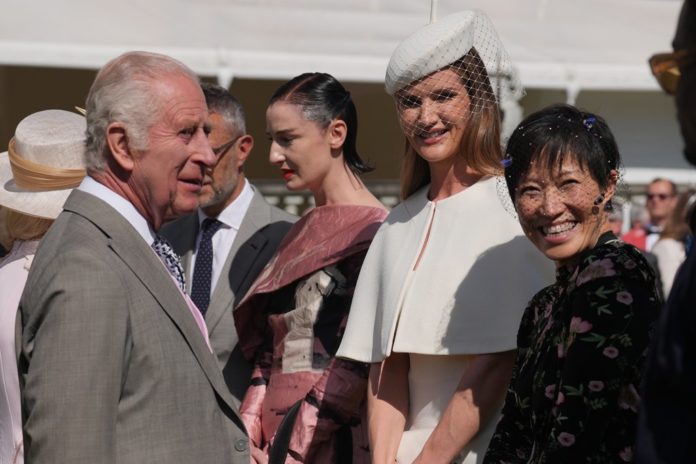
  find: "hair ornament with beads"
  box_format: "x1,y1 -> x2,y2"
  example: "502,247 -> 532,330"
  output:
583,116 -> 597,130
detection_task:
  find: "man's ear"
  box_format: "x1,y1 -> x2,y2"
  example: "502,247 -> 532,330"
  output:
106,122 -> 136,172
328,119 -> 347,150
235,134 -> 254,168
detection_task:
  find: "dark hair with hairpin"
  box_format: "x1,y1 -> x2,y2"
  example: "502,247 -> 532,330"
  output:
504,104 -> 621,204
269,72 -> 373,174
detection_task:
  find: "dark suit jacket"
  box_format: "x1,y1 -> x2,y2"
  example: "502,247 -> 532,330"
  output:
162,186 -> 296,401
637,235 -> 696,462
18,190 -> 249,463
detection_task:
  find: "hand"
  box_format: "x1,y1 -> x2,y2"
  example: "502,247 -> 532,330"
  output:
250,445 -> 268,464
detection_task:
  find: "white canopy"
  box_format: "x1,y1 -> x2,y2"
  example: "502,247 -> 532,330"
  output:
2,0 -> 693,183
0,0 -> 683,94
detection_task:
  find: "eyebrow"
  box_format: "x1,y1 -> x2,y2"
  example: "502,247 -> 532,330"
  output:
267,128 -> 295,136
431,86 -> 459,93
399,86 -> 459,100
521,167 -> 582,183
555,168 -> 580,176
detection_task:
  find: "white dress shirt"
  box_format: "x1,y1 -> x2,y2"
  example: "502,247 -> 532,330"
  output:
79,176 -> 155,245
190,179 -> 254,296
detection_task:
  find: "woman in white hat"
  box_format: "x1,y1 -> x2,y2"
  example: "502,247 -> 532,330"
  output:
0,109 -> 86,464
337,10 -> 552,463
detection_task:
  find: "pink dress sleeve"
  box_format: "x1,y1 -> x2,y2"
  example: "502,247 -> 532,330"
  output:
239,348 -> 273,448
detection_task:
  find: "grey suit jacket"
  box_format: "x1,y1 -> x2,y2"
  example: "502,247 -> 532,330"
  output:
162,186 -> 296,401
18,190 -> 249,463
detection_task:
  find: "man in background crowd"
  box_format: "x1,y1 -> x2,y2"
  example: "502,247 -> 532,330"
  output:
609,200 -> 664,297
645,177 -> 679,251
163,82 -> 295,401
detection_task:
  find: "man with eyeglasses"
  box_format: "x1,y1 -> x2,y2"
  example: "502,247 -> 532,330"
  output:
645,177 -> 678,251
163,82 -> 296,402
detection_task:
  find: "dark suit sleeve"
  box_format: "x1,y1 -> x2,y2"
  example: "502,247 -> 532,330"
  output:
20,248 -> 129,463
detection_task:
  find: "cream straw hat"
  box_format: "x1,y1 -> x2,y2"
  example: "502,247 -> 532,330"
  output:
0,109 -> 87,219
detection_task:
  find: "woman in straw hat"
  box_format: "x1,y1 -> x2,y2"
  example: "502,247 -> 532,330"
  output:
337,10 -> 552,464
0,109 -> 86,464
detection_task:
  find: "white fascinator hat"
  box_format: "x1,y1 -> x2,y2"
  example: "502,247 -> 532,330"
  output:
0,110 -> 87,219
385,9 -> 523,106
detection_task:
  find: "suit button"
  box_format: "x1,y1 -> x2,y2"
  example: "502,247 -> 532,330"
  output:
234,438 -> 248,452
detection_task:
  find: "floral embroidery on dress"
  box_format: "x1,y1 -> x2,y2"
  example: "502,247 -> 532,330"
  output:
484,236 -> 661,463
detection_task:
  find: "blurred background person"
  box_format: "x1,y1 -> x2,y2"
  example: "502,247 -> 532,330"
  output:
612,200 -> 664,298
234,72 -> 387,463
485,105 -> 661,463
607,197 -> 625,236
163,83 -> 295,402
645,177 -> 679,251
0,109 -> 87,464
338,11 -> 552,464
622,203 -> 650,250
651,188 -> 695,297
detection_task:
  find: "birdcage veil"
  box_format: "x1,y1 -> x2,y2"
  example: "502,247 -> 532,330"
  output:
499,105 -> 625,258
385,10 -> 523,134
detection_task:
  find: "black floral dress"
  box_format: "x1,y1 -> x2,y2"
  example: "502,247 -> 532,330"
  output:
483,234 -> 661,463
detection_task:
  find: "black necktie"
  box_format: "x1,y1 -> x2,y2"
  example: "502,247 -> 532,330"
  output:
191,218 -> 223,315
151,235 -> 186,292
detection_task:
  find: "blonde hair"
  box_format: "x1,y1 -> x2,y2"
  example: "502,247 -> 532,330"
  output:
0,208 -> 53,250
399,50 -> 504,199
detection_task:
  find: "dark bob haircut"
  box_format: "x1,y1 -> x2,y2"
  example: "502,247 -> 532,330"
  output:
504,104 -> 621,202
269,72 -> 373,174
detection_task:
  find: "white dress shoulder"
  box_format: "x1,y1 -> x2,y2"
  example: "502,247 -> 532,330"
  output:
337,177 -> 554,463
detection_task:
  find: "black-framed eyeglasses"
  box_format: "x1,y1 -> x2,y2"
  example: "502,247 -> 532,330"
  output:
212,134 -> 243,158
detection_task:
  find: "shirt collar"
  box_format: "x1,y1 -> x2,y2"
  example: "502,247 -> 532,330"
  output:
78,176 -> 156,245
197,178 -> 253,230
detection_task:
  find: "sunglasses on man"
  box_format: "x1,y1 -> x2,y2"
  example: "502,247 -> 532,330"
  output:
649,48 -> 696,95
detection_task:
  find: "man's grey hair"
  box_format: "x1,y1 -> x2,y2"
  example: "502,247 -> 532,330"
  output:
84,51 -> 200,171
200,82 -> 246,136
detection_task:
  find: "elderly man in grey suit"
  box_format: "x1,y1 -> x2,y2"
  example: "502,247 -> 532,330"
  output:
163,83 -> 295,402
18,52 -> 251,463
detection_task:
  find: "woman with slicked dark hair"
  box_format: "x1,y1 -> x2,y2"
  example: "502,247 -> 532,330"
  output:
234,72 -> 387,463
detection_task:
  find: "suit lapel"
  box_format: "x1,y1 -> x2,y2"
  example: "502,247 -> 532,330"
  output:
205,190 -> 272,332
65,191 -> 240,415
